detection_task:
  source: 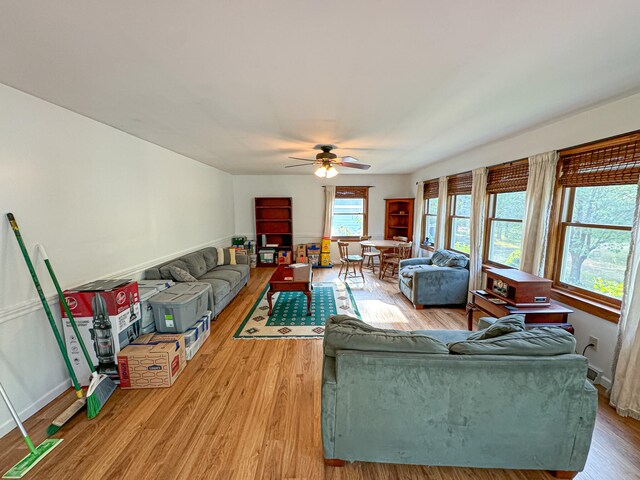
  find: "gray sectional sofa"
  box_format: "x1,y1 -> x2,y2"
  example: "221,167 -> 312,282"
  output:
144,247 -> 249,318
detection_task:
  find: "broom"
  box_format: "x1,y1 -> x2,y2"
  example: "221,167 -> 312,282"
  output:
6,213 -> 86,436
1,381 -> 62,479
37,244 -> 116,420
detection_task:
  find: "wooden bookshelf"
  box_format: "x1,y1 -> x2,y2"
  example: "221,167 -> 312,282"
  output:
255,197 -> 293,266
384,198 -> 414,240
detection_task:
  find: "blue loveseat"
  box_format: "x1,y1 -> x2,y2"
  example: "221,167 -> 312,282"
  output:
398,249 -> 469,308
321,314 -> 597,477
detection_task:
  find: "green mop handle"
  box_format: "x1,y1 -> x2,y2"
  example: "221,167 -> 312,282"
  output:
0,382 -> 37,454
37,244 -> 97,375
6,213 -> 84,398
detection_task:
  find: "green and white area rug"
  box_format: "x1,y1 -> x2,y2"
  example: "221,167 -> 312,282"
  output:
234,281 -> 360,339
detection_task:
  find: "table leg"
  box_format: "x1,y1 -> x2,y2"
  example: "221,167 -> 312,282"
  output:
304,290 -> 312,316
267,289 -> 274,316
466,302 -> 475,331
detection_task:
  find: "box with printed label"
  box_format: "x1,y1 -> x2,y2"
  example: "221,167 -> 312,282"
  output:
117,333 -> 186,389
62,279 -> 141,386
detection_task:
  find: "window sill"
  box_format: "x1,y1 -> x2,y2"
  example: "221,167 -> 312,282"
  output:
551,288 -> 620,323
420,243 -> 435,251
331,237 -> 363,242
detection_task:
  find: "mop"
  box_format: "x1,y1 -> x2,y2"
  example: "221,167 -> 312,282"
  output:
1,382 -> 62,479
6,214 -> 86,434
37,244 -> 116,420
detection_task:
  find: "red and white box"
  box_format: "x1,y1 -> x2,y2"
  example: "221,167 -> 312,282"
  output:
61,279 -> 141,386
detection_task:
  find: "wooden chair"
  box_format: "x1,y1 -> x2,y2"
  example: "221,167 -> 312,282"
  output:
380,242 -> 412,280
360,236 -> 380,274
338,241 -> 365,282
379,236 -> 410,277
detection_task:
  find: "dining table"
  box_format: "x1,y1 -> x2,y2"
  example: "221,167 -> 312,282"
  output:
359,239 -> 405,279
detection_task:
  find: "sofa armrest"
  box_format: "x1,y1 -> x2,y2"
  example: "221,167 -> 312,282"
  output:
399,257 -> 433,268
568,380 -> 598,470
236,254 -> 249,265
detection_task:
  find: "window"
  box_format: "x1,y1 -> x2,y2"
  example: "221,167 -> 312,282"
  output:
331,186 -> 369,239
447,172 -> 472,254
484,160 -> 529,267
551,133 -> 640,307
421,179 -> 438,247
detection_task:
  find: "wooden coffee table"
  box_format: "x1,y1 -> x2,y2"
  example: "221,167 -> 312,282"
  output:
267,265 -> 313,316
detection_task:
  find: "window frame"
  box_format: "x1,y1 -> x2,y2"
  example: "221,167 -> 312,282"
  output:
483,191 -> 525,269
446,193 -> 471,256
330,186 -> 369,241
550,185 -> 630,309
421,197 -> 438,250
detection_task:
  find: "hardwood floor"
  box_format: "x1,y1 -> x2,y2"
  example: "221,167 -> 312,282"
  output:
1,267 -> 639,479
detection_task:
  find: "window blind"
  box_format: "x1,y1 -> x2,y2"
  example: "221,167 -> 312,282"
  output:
486,160 -> 529,193
423,180 -> 439,199
559,133 -> 640,187
447,172 -> 472,195
335,186 -> 369,199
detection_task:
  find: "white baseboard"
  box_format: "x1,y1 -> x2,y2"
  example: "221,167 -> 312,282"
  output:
598,376 -> 612,390
0,380 -> 70,438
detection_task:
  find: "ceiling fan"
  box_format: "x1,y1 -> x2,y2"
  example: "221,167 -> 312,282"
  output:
286,144 -> 371,178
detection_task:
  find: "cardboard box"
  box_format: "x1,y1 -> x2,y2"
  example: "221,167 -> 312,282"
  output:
308,254 -> 319,266
321,238 -> 331,253
277,250 -> 292,265
117,333 -> 186,389
320,252 -> 331,266
62,279 -> 141,386
307,242 -> 321,251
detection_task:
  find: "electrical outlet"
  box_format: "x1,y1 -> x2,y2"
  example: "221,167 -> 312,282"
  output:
588,336 -> 599,351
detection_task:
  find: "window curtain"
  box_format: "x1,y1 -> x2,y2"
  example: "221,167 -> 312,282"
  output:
323,185 -> 336,238
610,178 -> 640,420
413,182 -> 425,256
520,151 -> 559,276
435,176 -> 448,249
469,167 -> 487,294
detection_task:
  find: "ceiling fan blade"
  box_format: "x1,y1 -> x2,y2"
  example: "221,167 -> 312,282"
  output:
340,162 -> 371,170
285,164 -> 314,168
338,156 -> 359,163
288,157 -> 317,162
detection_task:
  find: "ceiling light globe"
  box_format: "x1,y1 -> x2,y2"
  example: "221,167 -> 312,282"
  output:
314,166 -> 327,178
326,166 -> 338,178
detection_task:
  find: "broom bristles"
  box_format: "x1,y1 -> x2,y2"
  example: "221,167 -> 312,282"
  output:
46,397 -> 86,436
86,375 -> 116,420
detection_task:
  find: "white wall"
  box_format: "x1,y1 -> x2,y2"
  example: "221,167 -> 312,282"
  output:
233,174 -> 412,260
0,84 -> 235,436
410,91 -> 640,386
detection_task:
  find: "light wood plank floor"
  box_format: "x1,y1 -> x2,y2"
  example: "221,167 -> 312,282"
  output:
1,267 -> 639,479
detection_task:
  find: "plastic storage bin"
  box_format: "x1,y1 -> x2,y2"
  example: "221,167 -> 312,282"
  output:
259,249 -> 276,264
149,283 -> 211,333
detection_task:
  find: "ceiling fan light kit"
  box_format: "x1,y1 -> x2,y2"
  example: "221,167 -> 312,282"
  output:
287,144 -> 371,177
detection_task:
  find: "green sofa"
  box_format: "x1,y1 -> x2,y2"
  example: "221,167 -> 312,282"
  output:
321,315 -> 597,477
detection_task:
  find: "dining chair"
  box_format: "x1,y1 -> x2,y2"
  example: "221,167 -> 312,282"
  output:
380,241 -> 412,280
338,241 -> 365,282
360,236 -> 380,274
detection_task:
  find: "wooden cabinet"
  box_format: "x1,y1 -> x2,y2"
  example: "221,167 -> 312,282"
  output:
467,268 -> 573,332
384,198 -> 414,240
255,197 -> 293,267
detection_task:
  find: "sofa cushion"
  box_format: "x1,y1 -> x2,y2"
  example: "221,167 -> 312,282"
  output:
197,278 -> 231,303
215,263 -> 250,278
467,314 -> 525,341
449,327 -> 576,356
431,250 -> 468,268
182,251 -> 208,278
324,315 -> 449,357
159,260 -> 189,280
200,268 -> 242,287
202,247 -> 218,270
414,329 -> 473,345
168,265 -> 198,282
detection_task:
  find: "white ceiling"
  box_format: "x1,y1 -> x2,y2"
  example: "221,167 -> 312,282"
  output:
2,1 -> 640,175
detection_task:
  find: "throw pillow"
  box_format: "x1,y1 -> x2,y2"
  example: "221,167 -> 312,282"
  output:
467,314 -> 525,341
216,247 -> 227,265
448,327 -> 576,356
431,250 -> 468,268
168,265 -> 198,283
228,248 -> 237,265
